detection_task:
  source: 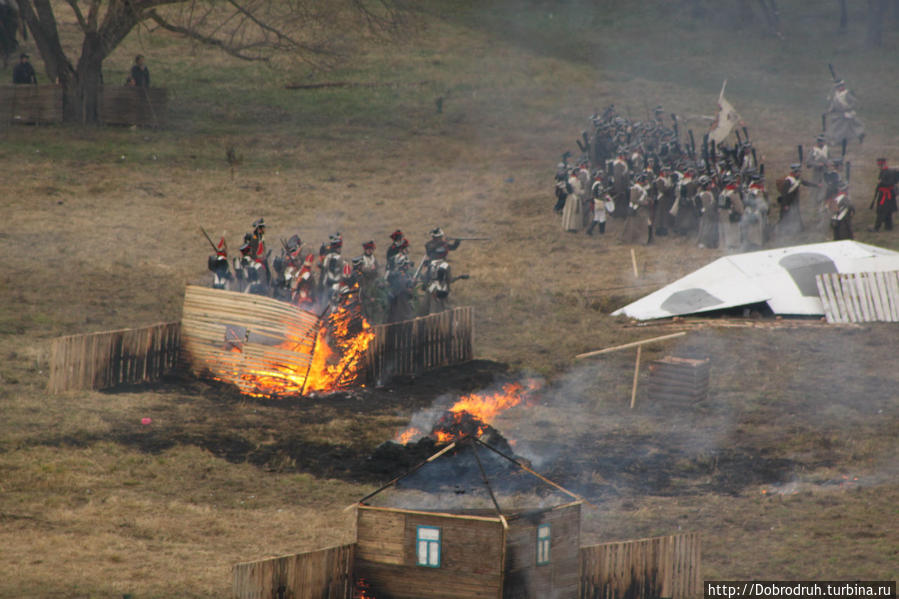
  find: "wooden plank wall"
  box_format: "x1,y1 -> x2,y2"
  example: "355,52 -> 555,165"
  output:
578,532 -> 701,599
47,322 -> 181,393
366,307 -> 473,383
0,85 -> 166,126
355,505 -> 506,599
0,85 -> 63,124
180,285 -> 320,396
232,543 -> 355,599
816,271 -> 899,323
504,503 -> 581,599
99,86 -> 167,127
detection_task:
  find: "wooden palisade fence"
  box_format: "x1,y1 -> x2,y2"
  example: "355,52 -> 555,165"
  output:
233,533 -> 698,599
232,543 -> 355,599
48,322 -> 180,393
366,306 -> 473,384
1,85 -> 166,126
579,532 -> 701,599
816,271 -> 899,323
48,288 -> 473,395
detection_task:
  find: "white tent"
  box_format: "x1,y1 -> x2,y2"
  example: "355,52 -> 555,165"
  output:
612,241 -> 899,321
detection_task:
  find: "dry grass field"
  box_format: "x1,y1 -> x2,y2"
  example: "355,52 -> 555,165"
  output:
1,1 -> 898,597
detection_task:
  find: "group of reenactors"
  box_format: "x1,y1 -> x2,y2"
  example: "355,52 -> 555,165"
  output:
205,219 -> 478,324
554,104 -> 776,251
555,81 -> 897,251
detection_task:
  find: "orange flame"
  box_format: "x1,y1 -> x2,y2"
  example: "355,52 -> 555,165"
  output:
396,379 -> 541,443
212,298 -> 375,398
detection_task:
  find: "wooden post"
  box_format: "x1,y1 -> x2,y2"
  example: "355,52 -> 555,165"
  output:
630,345 -> 641,409
630,248 -> 639,278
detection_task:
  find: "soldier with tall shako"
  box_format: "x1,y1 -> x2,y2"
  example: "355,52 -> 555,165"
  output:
385,229 -> 409,273
831,181 -> 855,240
318,233 -> 345,301
207,236 -> 232,290
869,158 -> 899,233
825,78 -> 864,148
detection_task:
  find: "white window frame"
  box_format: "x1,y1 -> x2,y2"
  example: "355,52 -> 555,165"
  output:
416,525 -> 441,568
536,523 -> 551,566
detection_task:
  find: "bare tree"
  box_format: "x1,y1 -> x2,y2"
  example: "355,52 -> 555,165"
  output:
838,0 -> 848,32
15,0 -> 406,124
865,0 -> 889,47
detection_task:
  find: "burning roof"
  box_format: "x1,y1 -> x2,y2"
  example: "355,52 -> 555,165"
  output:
362,436 -> 585,515
613,240 -> 899,320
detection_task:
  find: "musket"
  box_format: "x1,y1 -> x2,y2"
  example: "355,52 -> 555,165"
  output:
688,129 -> 696,159
412,257 -> 428,281
798,144 -> 804,165
742,126 -> 750,143
735,129 -> 742,145
200,226 -> 219,252
576,138 -> 587,153
841,138 -> 847,158
845,160 -> 851,183
828,63 -> 838,83
453,237 -> 491,241
670,113 -> 679,141
821,113 -> 827,133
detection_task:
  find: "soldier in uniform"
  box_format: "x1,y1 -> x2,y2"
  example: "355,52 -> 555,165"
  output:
385,230 -> 409,273
870,158 -> 899,232
611,150 -> 630,218
561,167 -> 583,232
776,164 -> 805,237
718,175 -> 743,251
831,181 -> 855,240
806,135 -> 830,208
386,254 -> 416,323
231,241 -> 254,292
696,176 -> 719,249
319,233 -> 345,300
207,236 -> 232,290
825,79 -> 864,148
247,218 -> 266,257
619,172 -> 652,245
652,168 -> 675,237
586,175 -> 613,235
741,174 -> 768,250
360,240 -> 379,280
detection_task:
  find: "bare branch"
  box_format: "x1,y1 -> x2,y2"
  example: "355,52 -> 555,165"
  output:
147,9 -> 271,61
64,0 -> 89,32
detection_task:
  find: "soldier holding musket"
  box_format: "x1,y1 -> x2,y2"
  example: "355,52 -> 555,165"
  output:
870,158 -> 899,232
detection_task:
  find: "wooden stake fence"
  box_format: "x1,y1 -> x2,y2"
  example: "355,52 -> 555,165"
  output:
816,271 -> 899,323
232,543 -> 355,599
1,85 -> 166,127
579,532 -> 701,599
365,306 -> 474,384
48,322 -> 180,393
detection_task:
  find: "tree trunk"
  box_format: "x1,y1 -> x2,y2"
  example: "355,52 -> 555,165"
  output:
68,34 -> 105,123
838,0 -> 848,32
866,0 -> 888,47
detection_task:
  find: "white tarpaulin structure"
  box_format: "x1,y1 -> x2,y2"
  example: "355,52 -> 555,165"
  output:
612,241 -> 899,321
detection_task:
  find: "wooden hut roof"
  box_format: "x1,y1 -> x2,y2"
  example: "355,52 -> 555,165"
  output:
355,436 -> 588,518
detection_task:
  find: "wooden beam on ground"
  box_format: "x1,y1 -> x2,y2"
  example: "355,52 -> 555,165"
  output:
630,345 -> 641,409
575,331 -> 686,360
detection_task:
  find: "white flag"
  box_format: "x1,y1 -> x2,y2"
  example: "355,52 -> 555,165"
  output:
708,80 -> 741,145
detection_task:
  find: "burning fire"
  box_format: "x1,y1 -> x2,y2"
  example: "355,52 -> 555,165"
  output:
396,379 -> 541,444
354,578 -> 376,598
213,299 -> 375,398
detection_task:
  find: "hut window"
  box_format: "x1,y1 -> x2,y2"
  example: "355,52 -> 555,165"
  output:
536,524 -> 551,565
416,526 -> 441,567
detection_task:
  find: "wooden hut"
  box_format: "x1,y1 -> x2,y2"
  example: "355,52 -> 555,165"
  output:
352,436 -> 585,599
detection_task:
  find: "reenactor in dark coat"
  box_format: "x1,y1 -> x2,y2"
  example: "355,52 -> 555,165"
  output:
870,158 -> 899,232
